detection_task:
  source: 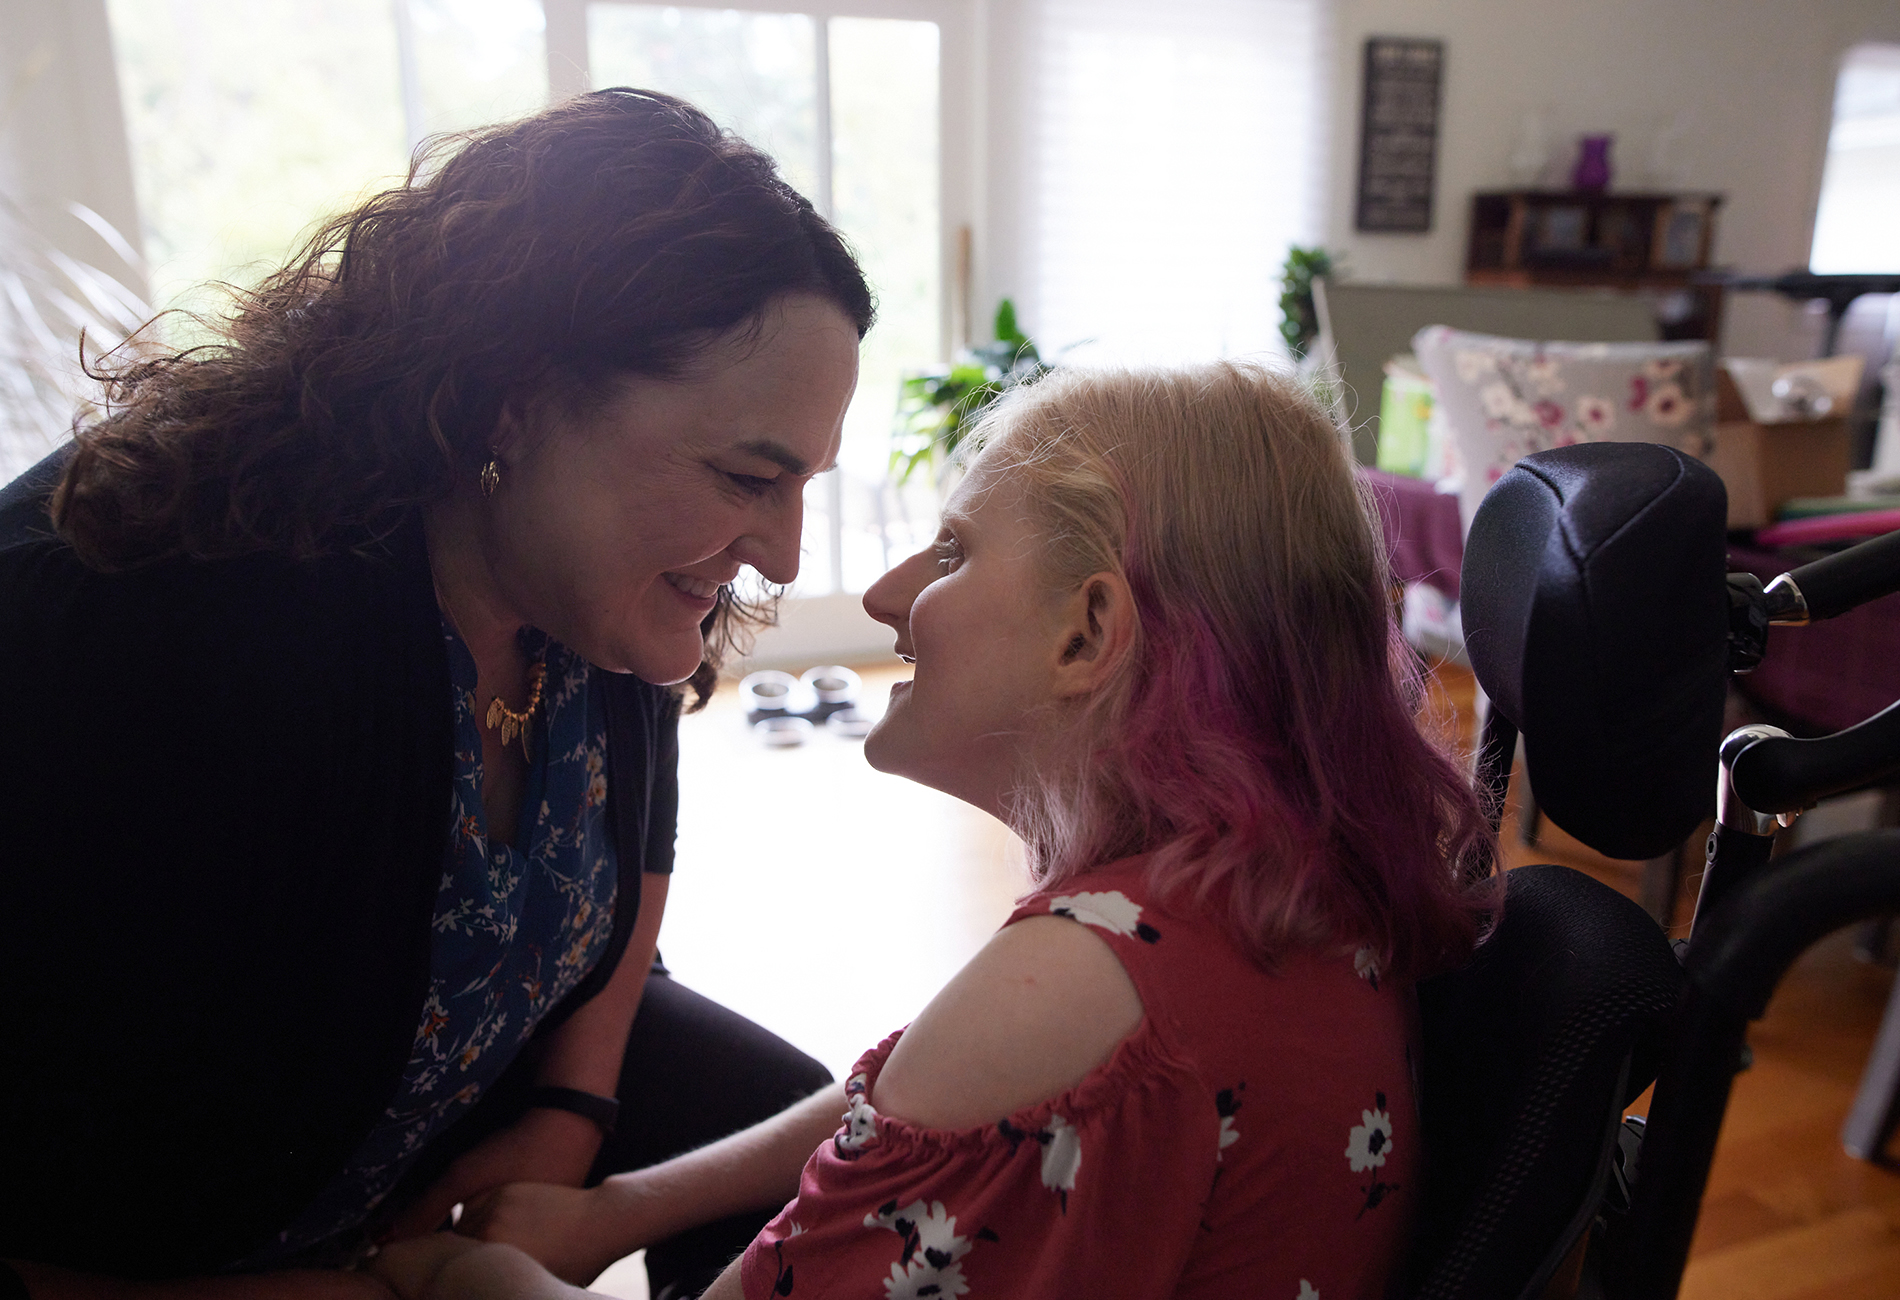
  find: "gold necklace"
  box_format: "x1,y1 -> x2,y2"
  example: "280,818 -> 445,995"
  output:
485,658 -> 546,758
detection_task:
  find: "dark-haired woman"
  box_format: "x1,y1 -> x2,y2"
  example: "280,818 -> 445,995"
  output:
0,90 -> 869,1300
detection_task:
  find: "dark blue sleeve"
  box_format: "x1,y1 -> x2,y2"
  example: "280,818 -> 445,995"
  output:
543,675 -> 682,1025
643,689 -> 681,876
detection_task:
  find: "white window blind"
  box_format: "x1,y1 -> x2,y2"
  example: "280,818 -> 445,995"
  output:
1017,0 -> 1328,366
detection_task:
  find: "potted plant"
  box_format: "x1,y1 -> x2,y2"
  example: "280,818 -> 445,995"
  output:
1278,245 -> 1335,363
889,298 -> 1049,485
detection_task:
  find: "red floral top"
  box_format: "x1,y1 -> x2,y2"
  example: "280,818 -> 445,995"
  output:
740,860 -> 1419,1300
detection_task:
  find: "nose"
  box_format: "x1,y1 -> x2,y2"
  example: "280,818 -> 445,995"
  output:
730,490 -> 806,587
863,546 -> 936,637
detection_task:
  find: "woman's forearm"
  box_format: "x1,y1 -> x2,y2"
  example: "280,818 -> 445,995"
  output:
585,1083 -> 844,1257
6,1262 -> 393,1300
697,1260 -> 743,1300
429,1245 -> 588,1300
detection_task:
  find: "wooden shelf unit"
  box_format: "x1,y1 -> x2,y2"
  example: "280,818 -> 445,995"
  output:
1465,189 -> 1726,342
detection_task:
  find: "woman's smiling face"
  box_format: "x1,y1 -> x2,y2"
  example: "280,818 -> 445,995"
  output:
861,459 -> 1077,816
482,294 -> 860,683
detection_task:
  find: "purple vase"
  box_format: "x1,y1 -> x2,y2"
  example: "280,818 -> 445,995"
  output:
1572,135 -> 1613,192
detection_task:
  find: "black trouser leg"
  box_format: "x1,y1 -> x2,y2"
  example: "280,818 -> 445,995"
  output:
590,970 -> 833,1300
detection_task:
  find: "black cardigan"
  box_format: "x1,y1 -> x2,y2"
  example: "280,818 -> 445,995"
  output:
0,451 -> 680,1276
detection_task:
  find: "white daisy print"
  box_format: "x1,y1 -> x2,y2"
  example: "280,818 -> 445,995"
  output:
865,1198 -> 994,1300
1298,1283 -> 1321,1300
1041,1112 -> 1082,1209
1216,1084 -> 1245,1162
1346,1101 -> 1395,1172
1353,947 -> 1382,990
836,1094 -> 878,1153
835,1073 -> 879,1156
885,1257 -> 969,1300
997,1114 -> 1082,1210
1350,1091 -> 1404,1218
1049,890 -> 1160,943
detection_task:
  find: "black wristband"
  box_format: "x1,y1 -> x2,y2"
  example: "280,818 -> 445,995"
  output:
526,1085 -> 620,1137
1,1261 -> 30,1300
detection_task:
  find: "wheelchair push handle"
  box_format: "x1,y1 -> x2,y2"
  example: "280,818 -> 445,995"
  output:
1726,529 -> 1900,672
1772,527 -> 1900,624
1728,699 -> 1900,816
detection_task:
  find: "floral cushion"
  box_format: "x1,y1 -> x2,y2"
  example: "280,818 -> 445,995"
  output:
1413,326 -> 1714,529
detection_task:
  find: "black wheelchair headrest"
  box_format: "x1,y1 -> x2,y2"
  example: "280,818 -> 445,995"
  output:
1461,443 -> 1729,861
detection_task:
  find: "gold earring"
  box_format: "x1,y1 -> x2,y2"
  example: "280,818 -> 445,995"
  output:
479,458 -> 501,498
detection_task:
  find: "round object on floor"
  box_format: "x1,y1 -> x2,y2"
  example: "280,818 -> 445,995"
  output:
825,707 -> 875,739
741,670 -> 808,723
800,665 -> 861,721
754,716 -> 814,748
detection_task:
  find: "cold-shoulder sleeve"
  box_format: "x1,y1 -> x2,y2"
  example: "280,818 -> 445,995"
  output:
740,1028 -> 1221,1300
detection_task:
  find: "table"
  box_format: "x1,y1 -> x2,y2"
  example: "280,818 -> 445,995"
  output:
1363,467 -> 1464,603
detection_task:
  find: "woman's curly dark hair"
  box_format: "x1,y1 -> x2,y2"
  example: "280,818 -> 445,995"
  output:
53,87 -> 875,705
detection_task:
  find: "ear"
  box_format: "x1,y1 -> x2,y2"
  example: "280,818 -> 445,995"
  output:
488,397 -> 534,466
1050,571 -> 1136,700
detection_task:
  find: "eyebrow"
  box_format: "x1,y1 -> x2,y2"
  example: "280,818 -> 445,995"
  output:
737,439 -> 834,476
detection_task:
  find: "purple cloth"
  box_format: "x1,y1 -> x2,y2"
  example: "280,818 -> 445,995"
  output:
1361,467 -> 1465,603
1729,546 -> 1900,735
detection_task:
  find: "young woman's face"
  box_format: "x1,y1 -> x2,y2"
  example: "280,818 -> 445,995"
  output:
483,294 -> 860,683
861,460 -> 1077,816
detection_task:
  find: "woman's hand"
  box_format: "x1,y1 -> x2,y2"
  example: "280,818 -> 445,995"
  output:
371,1237 -> 587,1300
455,1182 -> 628,1287
387,1109 -> 604,1242
370,1235 -> 489,1300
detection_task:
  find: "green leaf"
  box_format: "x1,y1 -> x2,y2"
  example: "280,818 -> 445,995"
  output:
1277,245 -> 1337,361
993,298 -> 1026,348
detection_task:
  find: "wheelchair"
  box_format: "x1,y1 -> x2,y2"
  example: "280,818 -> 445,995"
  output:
1404,441 -> 1900,1299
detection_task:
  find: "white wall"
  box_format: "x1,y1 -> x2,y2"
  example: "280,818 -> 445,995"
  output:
968,0 -> 1035,347
1322,0 -> 1900,360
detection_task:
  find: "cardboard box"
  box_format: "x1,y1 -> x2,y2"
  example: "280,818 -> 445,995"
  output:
1703,419 -> 1851,529
1702,368 -> 1851,529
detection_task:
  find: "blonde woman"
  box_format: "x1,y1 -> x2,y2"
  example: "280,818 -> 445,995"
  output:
378,362 -> 1496,1300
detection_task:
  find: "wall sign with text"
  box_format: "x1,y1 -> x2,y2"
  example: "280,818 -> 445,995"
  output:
1355,37 -> 1443,234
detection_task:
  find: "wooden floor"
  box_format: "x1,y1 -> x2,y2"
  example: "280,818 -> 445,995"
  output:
1426,662 -> 1900,1299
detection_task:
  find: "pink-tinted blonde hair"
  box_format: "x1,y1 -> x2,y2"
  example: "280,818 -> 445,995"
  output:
973,361 -> 1497,979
